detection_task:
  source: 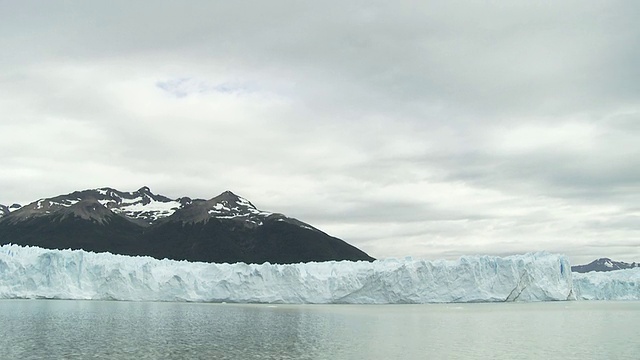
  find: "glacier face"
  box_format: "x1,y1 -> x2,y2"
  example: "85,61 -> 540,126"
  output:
573,268 -> 640,300
0,245 -> 573,303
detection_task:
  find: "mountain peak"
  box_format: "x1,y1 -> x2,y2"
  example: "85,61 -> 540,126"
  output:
209,191 -> 258,210
136,186 -> 152,195
159,191 -> 272,226
58,198 -> 113,224
211,190 -> 241,202
571,258 -> 639,273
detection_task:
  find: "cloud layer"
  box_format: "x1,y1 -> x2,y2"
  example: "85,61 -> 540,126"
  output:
1,1 -> 639,264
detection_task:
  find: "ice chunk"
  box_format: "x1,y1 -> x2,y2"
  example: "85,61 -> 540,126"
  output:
0,245 -> 574,303
573,268 -> 640,300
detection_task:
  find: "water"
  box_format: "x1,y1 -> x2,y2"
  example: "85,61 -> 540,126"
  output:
0,300 -> 638,359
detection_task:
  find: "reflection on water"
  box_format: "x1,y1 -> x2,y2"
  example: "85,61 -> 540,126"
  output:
0,300 -> 638,359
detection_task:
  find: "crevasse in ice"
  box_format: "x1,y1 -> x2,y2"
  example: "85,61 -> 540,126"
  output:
0,244 -> 579,303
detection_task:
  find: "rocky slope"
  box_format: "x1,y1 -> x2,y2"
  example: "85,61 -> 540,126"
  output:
0,187 -> 374,264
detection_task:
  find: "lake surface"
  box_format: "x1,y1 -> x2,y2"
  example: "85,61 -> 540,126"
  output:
0,300 -> 638,359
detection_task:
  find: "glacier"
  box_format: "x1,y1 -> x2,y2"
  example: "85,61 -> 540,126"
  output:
573,268 -> 640,300
0,244 -> 575,303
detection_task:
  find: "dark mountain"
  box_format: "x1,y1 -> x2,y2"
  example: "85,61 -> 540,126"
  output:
0,187 -> 374,264
571,258 -> 639,273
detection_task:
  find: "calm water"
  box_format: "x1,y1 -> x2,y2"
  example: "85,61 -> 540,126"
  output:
0,300 -> 638,359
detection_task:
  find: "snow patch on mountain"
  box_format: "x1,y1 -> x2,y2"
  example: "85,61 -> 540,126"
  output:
0,245 -> 573,303
91,187 -> 182,224
108,198 -> 182,223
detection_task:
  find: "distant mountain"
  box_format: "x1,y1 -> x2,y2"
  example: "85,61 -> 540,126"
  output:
0,187 -> 374,264
571,258 -> 639,273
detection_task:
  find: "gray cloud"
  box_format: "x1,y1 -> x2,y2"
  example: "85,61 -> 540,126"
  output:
1,1 -> 639,265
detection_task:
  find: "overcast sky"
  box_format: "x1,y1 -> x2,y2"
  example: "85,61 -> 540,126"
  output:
1,1 -> 639,264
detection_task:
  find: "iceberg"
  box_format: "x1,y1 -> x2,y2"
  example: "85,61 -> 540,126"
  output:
0,244 -> 574,303
573,268 -> 640,300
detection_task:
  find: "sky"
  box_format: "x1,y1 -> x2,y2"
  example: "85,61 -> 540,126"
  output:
1,1 -> 639,265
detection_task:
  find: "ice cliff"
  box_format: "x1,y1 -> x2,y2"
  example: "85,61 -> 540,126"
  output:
0,245 -> 575,303
573,268 -> 640,300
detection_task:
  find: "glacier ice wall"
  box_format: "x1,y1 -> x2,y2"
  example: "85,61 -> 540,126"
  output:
573,268 -> 640,300
0,245 -> 573,303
